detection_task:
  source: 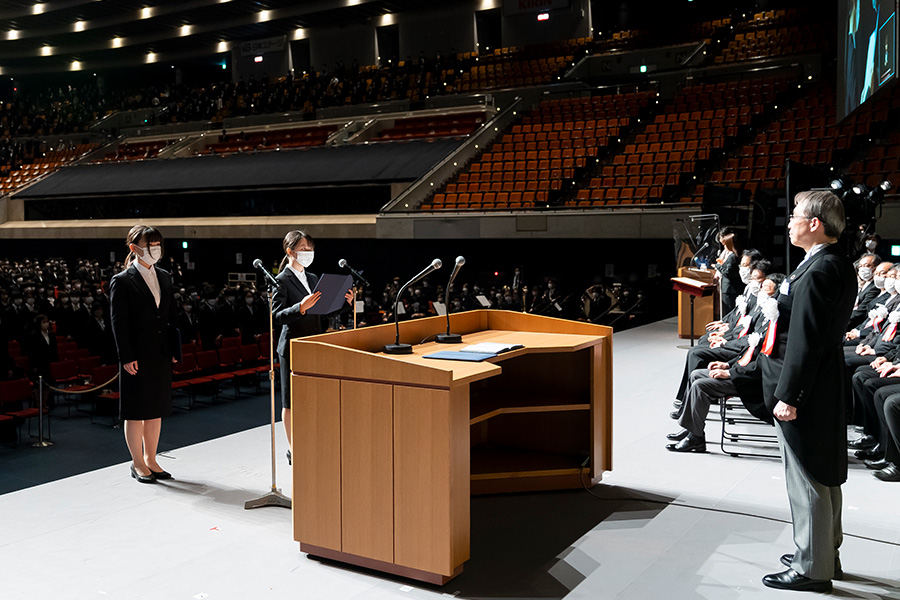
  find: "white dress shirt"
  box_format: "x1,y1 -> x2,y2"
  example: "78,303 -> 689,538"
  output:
135,260 -> 161,308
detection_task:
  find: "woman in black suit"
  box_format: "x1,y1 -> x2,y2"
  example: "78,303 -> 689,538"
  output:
109,225 -> 177,484
273,230 -> 351,463
27,313 -> 58,382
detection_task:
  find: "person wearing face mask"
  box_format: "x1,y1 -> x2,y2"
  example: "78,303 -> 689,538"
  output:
197,291 -> 223,351
847,253 -> 882,330
177,299 -> 200,346
217,288 -> 241,341
704,249 -> 765,338
672,261 -> 772,413
109,225 -> 179,484
238,290 -> 266,344
846,265 -> 900,348
667,273 -> 785,452
86,304 -> 117,365
273,229 -> 352,465
714,228 -> 743,315
848,260 -> 893,339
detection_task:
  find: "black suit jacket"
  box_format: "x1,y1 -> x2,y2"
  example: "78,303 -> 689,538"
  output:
109,264 -> 177,365
273,268 -> 325,358
715,252 -> 741,314
758,244 -> 856,486
847,280 -> 881,330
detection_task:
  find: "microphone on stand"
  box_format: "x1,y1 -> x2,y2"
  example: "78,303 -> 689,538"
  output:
436,256 -> 465,344
252,259 -> 281,290
690,242 -> 709,266
338,258 -> 370,287
384,258 -> 442,354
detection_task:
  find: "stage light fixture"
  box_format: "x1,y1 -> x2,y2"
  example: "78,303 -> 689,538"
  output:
878,180 -> 893,192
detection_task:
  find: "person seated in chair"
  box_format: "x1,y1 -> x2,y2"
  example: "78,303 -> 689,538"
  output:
667,274 -> 784,452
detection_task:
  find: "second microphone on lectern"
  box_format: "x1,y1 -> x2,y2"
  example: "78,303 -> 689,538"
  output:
384,258 -> 442,354
436,256 -> 466,344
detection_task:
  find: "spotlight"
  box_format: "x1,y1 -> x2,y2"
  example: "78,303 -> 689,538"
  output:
830,179 -> 843,191
852,183 -> 867,196
878,180 -> 893,192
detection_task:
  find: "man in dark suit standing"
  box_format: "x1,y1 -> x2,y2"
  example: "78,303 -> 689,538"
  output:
760,191 -> 857,592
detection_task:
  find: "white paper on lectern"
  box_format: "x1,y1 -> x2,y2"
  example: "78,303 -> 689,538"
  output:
433,301 -> 447,316
396,303 -> 406,315
476,295 -> 490,307
355,300 -> 365,313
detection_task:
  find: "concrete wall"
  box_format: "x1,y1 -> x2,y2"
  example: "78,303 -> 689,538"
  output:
310,23 -> 377,72
501,0 -> 592,48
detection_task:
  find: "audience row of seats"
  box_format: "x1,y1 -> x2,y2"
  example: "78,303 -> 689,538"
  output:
98,139 -> 173,162
0,143 -> 99,195
198,125 -> 336,155
375,112 -> 486,141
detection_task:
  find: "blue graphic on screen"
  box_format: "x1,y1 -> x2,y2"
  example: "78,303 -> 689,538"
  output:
839,0 -> 898,121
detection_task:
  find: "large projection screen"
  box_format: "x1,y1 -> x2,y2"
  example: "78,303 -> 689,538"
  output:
839,0 -> 897,121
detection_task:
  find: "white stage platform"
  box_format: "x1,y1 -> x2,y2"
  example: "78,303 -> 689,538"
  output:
2,317 -> 899,599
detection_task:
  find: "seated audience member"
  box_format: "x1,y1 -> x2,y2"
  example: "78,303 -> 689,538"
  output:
238,289 -> 267,343
870,389 -> 900,480
847,263 -> 897,342
673,260 -> 771,412
667,274 -> 784,452
848,253 -> 883,330
701,250 -> 764,342
198,292 -> 223,350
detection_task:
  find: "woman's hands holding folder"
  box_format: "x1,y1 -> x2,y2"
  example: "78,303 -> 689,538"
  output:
298,292 -> 322,315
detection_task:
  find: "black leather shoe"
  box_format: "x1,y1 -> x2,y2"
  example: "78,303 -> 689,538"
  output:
130,464 -> 156,484
762,569 -> 832,592
855,445 -> 883,461
865,458 -> 890,470
780,554 -> 843,580
666,434 -> 706,453
848,434 -> 877,450
286,449 -> 291,465
666,429 -> 690,441
874,463 -> 900,481
149,469 -> 172,480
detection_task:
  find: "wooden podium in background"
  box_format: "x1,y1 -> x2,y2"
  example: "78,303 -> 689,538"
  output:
675,267 -> 719,338
289,310 -> 613,584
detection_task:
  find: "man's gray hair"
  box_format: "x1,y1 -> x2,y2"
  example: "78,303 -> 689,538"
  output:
794,190 -> 846,239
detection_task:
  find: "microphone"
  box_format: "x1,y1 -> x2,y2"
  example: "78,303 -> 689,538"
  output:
690,242 -> 709,266
338,258 -> 370,287
384,258 -> 442,354
252,258 -> 281,290
436,256 -> 465,344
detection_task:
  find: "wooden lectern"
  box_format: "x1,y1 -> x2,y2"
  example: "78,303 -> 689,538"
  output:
674,267 -> 719,339
672,273 -> 716,346
289,310 -> 613,584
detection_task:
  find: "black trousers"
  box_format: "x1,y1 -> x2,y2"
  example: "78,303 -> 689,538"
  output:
876,391 -> 900,464
676,344 -> 741,400
851,366 -> 900,438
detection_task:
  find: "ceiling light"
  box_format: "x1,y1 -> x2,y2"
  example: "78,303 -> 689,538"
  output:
146,52 -> 157,63
7,30 -> 19,41
41,46 -> 53,56
217,41 -> 229,52
257,10 -> 271,22
111,37 -> 123,48
141,6 -> 153,19
74,20 -> 86,32
379,13 -> 395,26
180,24 -> 192,36
33,3 -> 45,15
292,28 -> 306,40
70,61 -> 82,71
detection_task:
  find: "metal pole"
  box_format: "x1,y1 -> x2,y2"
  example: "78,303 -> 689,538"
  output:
32,375 -> 53,447
245,282 -> 290,510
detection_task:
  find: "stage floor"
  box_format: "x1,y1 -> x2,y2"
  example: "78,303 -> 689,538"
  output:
2,317 -> 899,599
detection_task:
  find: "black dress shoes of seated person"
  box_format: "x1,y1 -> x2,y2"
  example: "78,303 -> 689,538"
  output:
670,404 -> 685,420
762,569 -> 832,592
848,434 -> 877,450
130,464 -> 155,484
780,554 -> 843,580
874,463 -> 900,481
865,458 -> 890,470
855,445 -> 883,461
666,429 -> 690,441
149,469 -> 172,480
673,399 -> 683,409
666,433 -> 706,453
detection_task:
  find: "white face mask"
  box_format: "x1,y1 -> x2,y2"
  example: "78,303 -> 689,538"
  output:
885,278 -> 896,294
866,240 -> 877,250
859,266 -> 874,282
137,244 -> 161,266
293,250 -> 314,268
875,275 -> 886,290
739,266 -> 752,284
746,280 -> 761,295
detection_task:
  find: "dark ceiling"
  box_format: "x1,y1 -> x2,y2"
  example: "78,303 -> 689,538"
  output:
0,0 -> 454,76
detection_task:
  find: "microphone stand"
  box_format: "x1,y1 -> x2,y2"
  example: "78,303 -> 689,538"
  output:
245,276 -> 291,510
384,259 -> 441,354
437,256 -> 465,344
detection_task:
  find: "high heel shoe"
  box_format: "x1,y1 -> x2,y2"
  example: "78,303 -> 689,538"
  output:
149,469 -> 172,480
130,464 -> 156,484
